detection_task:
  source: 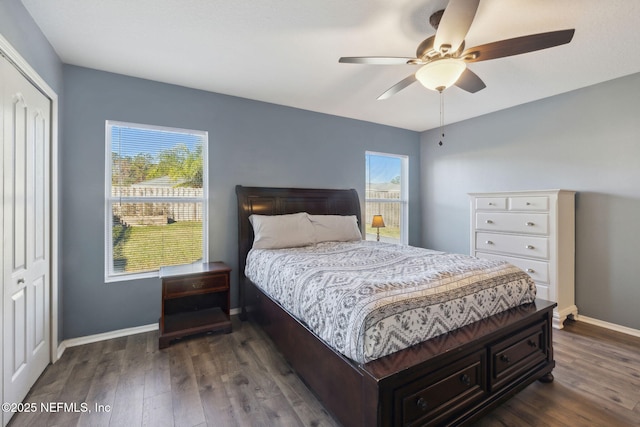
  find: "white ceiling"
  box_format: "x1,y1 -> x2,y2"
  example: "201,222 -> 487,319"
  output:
21,0 -> 640,132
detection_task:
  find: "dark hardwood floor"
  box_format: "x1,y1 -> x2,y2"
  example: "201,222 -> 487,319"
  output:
8,318 -> 640,427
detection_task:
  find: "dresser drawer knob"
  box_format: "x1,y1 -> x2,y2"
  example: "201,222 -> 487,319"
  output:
526,268 -> 535,273
500,354 -> 511,364
486,219 -> 493,224
528,339 -> 537,348
416,397 -> 429,412
526,222 -> 535,226
526,245 -> 535,250
526,202 -> 531,205
488,202 -> 494,206
486,240 -> 494,245
460,374 -> 471,386
192,281 -> 205,289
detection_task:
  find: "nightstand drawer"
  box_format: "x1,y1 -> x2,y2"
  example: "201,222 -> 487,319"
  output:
164,273 -> 228,298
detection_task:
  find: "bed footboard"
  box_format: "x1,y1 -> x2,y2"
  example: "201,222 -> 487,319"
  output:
248,279 -> 555,427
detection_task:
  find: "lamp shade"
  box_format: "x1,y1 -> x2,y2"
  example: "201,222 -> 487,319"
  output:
371,215 -> 385,228
415,58 -> 466,92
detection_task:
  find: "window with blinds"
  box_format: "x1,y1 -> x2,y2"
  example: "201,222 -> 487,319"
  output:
105,121 -> 208,282
365,151 -> 408,244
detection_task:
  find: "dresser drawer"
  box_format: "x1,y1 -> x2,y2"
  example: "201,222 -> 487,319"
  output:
489,322 -> 548,390
476,232 -> 549,259
397,351 -> 488,426
475,252 -> 549,284
163,273 -> 228,298
509,196 -> 549,211
476,212 -> 549,235
535,283 -> 550,300
475,197 -> 507,210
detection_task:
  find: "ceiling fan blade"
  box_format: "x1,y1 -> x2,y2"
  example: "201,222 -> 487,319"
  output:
454,68 -> 486,93
434,0 -> 480,54
377,74 -> 418,100
339,57 -> 416,65
461,29 -> 575,63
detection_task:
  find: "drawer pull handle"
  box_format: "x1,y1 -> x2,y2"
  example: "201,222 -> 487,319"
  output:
526,245 -> 535,250
488,202 -> 494,206
486,240 -> 494,245
500,354 -> 511,364
526,202 -> 531,205
460,374 -> 471,386
191,282 -> 205,289
526,222 -> 535,226
528,340 -> 537,348
526,268 -> 535,273
17,278 -> 25,284
416,397 -> 429,412
486,219 -> 493,224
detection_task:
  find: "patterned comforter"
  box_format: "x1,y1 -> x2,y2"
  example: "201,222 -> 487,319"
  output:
245,241 -> 537,364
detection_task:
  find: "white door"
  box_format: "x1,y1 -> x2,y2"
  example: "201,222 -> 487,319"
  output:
2,54 -> 51,426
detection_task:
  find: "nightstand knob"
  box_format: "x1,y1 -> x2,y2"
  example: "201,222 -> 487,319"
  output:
526,268 -> 535,273
526,222 -> 535,226
500,354 -> 511,364
191,281 -> 204,289
486,219 -> 494,224
526,245 -> 535,250
486,240 -> 494,245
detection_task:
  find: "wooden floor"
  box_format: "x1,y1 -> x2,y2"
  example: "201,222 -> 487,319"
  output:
8,318 -> 640,427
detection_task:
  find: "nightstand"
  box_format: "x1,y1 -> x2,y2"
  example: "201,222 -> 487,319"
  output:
159,261 -> 232,349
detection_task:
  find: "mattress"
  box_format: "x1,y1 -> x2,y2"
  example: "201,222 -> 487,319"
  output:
245,241 -> 537,364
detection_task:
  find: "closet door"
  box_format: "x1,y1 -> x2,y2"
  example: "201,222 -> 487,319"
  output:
2,55 -> 51,423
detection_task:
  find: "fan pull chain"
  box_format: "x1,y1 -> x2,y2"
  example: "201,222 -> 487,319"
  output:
438,89 -> 445,146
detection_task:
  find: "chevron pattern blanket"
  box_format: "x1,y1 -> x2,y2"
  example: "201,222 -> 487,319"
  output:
245,241 -> 536,364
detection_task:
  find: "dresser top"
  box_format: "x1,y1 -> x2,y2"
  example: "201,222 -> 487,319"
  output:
468,189 -> 575,197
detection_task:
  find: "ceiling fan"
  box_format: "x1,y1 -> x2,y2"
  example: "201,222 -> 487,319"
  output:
339,0 -> 575,99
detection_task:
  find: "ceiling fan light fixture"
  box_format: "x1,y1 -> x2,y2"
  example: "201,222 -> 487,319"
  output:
415,58 -> 466,92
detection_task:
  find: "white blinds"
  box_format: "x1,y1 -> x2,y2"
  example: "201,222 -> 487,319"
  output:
105,121 -> 208,281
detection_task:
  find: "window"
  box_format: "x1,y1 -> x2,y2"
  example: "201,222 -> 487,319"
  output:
365,151 -> 408,244
105,121 -> 208,282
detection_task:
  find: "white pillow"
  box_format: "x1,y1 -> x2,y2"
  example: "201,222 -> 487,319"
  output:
308,214 -> 362,243
249,212 -> 315,249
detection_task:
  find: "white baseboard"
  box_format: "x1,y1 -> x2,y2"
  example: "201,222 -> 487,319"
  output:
56,307 -> 242,360
577,314 -> 640,338
57,323 -> 159,359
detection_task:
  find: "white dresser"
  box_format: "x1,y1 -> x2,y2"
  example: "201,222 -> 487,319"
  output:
469,190 -> 576,328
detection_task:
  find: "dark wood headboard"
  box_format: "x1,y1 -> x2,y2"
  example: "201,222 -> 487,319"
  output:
235,185 -> 361,317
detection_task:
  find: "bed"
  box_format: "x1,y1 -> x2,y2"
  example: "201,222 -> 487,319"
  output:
236,186 -> 556,427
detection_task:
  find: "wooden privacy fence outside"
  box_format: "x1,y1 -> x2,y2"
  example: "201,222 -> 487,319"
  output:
112,186 -> 203,225
365,190 -> 401,228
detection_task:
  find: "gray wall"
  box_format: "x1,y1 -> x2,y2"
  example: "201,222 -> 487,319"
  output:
421,72 -> 640,330
62,65 -> 421,339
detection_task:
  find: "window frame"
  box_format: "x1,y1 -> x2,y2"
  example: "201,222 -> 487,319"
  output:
365,151 -> 409,245
104,120 -> 209,282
